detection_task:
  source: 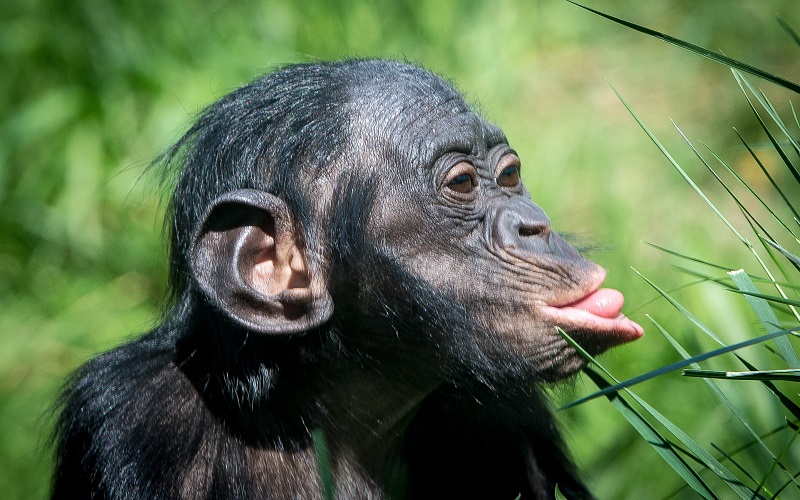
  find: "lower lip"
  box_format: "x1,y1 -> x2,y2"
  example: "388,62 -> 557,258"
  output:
539,305 -> 644,343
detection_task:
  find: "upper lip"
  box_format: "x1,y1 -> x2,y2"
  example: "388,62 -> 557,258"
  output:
546,267 -> 607,309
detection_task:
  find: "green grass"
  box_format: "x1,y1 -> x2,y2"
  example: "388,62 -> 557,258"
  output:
561,4 -> 800,498
1,0 -> 799,498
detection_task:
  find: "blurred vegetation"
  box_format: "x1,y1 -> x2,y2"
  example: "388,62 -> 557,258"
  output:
1,0 -> 799,497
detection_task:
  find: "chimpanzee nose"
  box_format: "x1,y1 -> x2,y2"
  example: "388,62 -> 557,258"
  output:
491,198 -> 551,253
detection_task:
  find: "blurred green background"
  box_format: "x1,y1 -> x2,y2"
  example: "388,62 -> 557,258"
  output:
2,0 -> 799,497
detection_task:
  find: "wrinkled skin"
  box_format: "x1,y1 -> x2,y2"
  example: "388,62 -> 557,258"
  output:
53,60 -> 641,500
345,75 -> 640,379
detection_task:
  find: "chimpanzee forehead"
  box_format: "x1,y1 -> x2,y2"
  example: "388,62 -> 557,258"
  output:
346,67 -> 507,165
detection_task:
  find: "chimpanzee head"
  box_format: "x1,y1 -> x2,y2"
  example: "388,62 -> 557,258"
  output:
165,59 -> 641,385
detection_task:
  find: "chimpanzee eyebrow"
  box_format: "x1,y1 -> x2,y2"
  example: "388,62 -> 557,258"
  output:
426,133 -> 474,164
483,123 -> 508,150
424,118 -> 503,159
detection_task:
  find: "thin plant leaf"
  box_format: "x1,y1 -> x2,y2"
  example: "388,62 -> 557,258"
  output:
313,429 -> 337,500
644,246 -> 800,291
777,16 -> 800,48
670,121 -> 782,290
561,330 -> 717,499
669,265 -> 729,286
711,443 -> 759,490
733,72 -> 800,185
564,268 -> 800,410
763,237 -> 800,268
613,87 -> 782,297
645,267 -> 800,423
582,367 -> 717,499
634,268 -> 727,346
737,356 -> 800,422
561,331 -> 751,498
683,369 -> 800,382
705,139 -> 799,240
559,327 -> 794,410
760,236 -> 800,279
761,88 -> 800,156
619,84 -> 795,308
753,235 -> 800,307
747,277 -> 800,292
772,473 -> 800,499
566,1 -> 800,93
669,119 -> 799,322
647,316 -> 777,470
683,138 -> 793,282
757,427 -> 800,499
618,94 -> 784,302
631,392 -> 755,497
729,270 -> 800,368
732,289 -> 800,308
760,237 -> 800,280
734,129 -> 800,224
703,150 -> 778,246
745,214 -> 800,289
735,208 -> 800,312
734,70 -> 800,156
645,241 -> 735,271
625,276 -> 716,317
760,88 -> 800,155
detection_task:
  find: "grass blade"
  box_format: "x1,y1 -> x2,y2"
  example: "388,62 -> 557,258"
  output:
562,330 -> 752,497
629,392 -> 755,498
706,139 -> 800,239
711,443 -> 759,488
732,290 -> 800,308
733,72 -> 800,185
559,327 -> 794,410
776,16 -> 800,48
313,429 -> 337,500
633,268 -> 727,346
737,357 -> 800,422
566,1 -> 800,93
582,367 -> 717,499
644,241 -> 735,270
653,317 -> 785,470
734,129 -> 800,224
733,70 -> 800,158
729,270 -> 800,368
560,328 -> 718,500
683,369 -> 800,382
762,238 -> 800,269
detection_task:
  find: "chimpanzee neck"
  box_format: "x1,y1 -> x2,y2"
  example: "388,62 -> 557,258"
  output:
176,312 -> 440,464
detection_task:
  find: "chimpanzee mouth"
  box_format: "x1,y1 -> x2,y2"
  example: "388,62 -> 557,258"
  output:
540,287 -> 644,345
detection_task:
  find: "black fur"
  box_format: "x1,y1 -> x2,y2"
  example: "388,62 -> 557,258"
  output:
53,60 -> 592,499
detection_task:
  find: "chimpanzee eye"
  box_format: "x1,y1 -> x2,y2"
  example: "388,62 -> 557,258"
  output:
496,154 -> 521,188
448,173 -> 475,193
444,162 -> 477,194
497,166 -> 520,187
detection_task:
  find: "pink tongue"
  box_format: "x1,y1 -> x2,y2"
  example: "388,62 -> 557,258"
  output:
566,288 -> 625,319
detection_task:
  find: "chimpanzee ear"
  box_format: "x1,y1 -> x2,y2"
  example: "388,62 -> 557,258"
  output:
190,189 -> 333,334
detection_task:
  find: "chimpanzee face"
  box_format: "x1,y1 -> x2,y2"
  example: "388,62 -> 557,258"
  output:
340,76 -> 642,379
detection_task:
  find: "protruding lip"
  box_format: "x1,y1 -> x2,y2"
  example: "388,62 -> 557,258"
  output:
540,277 -> 644,345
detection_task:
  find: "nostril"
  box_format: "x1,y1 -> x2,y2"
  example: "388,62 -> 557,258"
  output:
519,226 -> 541,237
519,223 -> 549,238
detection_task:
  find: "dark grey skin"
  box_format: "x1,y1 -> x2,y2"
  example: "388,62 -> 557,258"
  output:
53,60 -> 642,499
